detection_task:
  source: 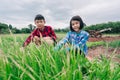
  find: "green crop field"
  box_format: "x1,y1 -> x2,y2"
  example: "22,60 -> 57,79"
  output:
0,33 -> 120,80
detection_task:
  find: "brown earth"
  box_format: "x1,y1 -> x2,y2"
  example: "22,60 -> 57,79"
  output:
88,36 -> 120,42
87,36 -> 120,62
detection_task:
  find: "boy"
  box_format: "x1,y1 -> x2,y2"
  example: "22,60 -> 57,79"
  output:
23,14 -> 57,47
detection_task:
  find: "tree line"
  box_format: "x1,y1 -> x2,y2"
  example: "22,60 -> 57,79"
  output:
0,21 -> 120,34
84,21 -> 120,34
0,23 -> 36,34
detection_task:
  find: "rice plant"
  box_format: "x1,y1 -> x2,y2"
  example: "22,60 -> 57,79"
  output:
0,34 -> 120,80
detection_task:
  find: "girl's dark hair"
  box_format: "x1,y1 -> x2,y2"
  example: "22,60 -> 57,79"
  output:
70,15 -> 84,31
34,14 -> 45,21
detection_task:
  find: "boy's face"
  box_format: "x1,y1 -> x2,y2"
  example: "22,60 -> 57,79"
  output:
71,20 -> 80,32
35,19 -> 45,29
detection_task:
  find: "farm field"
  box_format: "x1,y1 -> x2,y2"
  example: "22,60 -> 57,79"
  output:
0,33 -> 120,80
87,35 -> 120,62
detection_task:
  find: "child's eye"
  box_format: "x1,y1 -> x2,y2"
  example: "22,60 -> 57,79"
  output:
36,21 -> 39,23
40,21 -> 43,23
72,24 -> 75,26
76,22 -> 79,24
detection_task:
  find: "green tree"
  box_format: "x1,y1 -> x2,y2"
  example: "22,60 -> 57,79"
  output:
28,24 -> 35,32
21,28 -> 31,33
12,27 -> 21,33
0,23 -> 8,34
8,24 -> 13,29
84,21 -> 120,34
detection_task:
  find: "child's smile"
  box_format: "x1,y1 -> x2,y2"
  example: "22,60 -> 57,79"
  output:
35,19 -> 45,30
71,20 -> 80,32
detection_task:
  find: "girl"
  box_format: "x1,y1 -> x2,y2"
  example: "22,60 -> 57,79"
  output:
54,15 -> 89,56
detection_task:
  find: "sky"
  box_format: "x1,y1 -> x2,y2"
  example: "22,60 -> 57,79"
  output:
0,0 -> 120,29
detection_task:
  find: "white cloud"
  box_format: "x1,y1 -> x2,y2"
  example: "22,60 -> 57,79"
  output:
0,0 -> 120,29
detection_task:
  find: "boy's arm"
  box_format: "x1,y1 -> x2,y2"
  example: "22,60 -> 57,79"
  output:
23,29 -> 37,47
23,35 -> 33,47
50,27 -> 57,41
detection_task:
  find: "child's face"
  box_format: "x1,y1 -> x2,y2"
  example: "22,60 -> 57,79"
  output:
71,20 -> 80,32
35,19 -> 45,29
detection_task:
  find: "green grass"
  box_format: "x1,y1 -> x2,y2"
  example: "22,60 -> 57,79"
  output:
108,40 -> 120,48
0,34 -> 120,80
87,41 -> 105,48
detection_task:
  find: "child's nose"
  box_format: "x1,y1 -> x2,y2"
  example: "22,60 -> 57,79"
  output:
74,24 -> 77,27
39,23 -> 42,25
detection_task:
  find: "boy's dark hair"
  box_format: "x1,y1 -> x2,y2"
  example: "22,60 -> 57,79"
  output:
34,14 -> 45,21
70,15 -> 84,31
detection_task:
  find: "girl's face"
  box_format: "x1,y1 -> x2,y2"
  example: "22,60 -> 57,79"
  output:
71,20 -> 80,32
35,19 -> 45,30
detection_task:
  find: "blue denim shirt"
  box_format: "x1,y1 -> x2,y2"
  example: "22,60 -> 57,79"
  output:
55,30 -> 89,55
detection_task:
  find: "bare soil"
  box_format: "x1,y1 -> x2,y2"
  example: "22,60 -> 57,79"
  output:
87,36 -> 120,62
88,36 -> 120,42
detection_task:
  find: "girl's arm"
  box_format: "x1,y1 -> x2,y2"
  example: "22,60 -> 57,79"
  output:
54,32 -> 70,50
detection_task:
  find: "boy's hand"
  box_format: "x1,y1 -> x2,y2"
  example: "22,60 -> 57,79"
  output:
43,37 -> 54,45
43,37 -> 52,40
